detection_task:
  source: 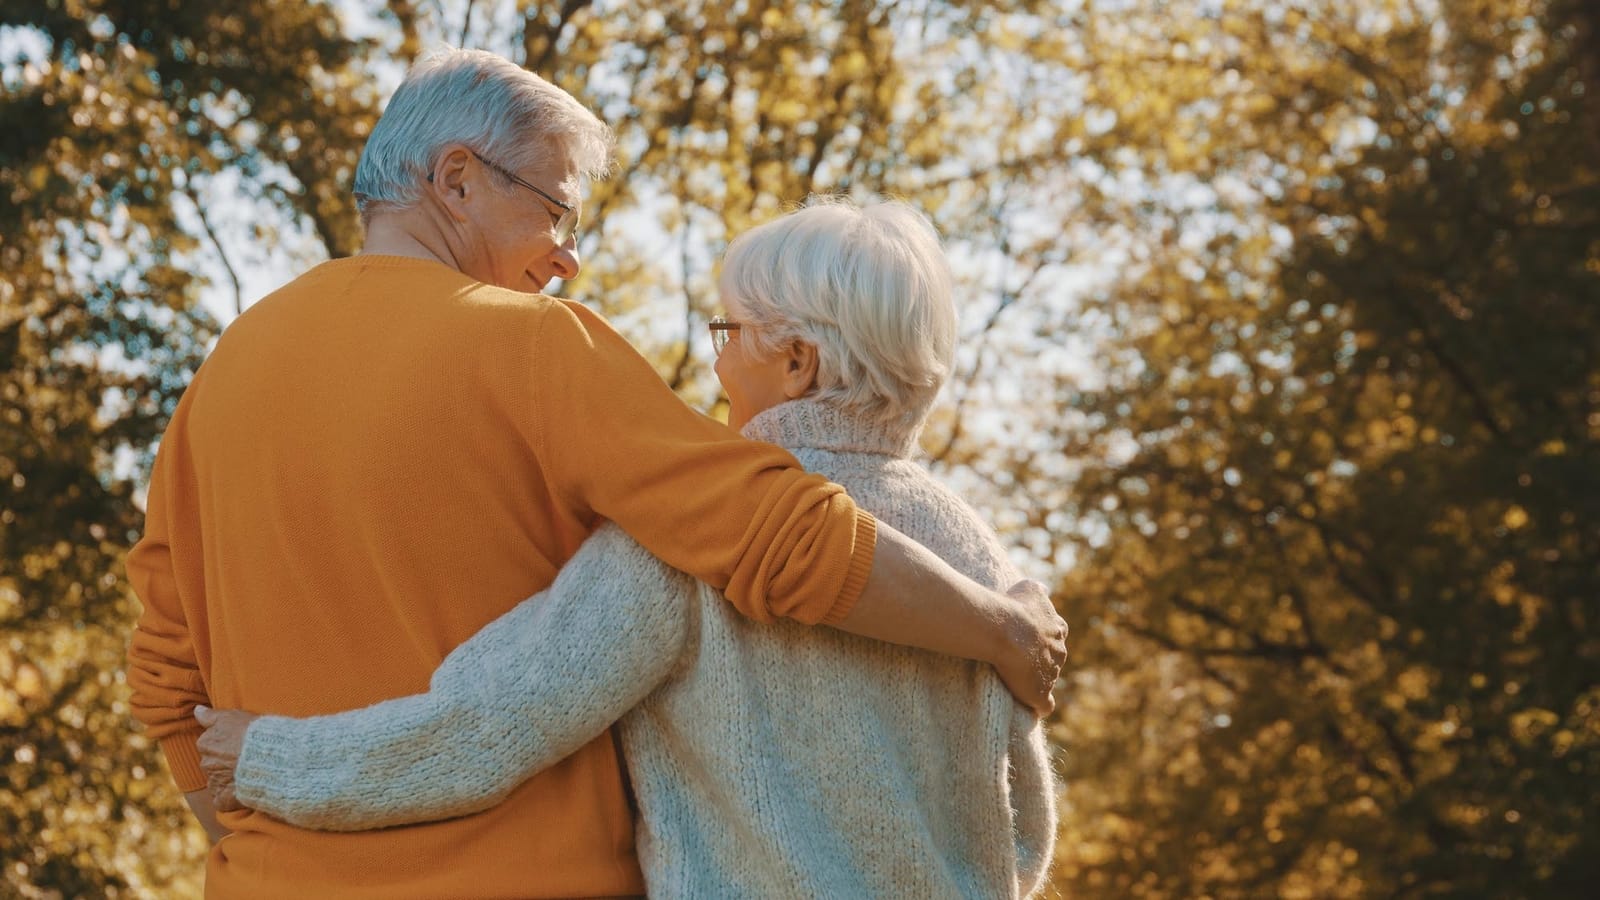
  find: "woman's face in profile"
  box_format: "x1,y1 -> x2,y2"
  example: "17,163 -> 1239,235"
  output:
713,292 -> 792,431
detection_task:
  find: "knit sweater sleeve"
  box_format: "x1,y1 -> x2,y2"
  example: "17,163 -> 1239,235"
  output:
232,524 -> 696,831
525,299 -> 875,626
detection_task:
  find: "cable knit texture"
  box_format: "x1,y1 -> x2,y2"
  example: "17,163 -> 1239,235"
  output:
237,396 -> 1058,899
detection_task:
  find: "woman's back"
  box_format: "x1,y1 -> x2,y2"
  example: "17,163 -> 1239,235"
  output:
620,398 -> 1056,899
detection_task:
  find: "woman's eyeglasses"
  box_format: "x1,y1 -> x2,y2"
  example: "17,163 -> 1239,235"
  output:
708,316 -> 742,357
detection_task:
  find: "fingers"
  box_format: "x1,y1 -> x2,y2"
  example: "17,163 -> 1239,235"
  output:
208,767 -> 243,812
197,718 -> 226,754
1003,576 -> 1067,658
1023,692 -> 1050,718
1028,684 -> 1055,718
994,577 -> 1070,717
1040,658 -> 1061,718
998,659 -> 1052,718
201,743 -> 242,811
1037,618 -> 1068,719
1028,670 -> 1054,718
1020,654 -> 1059,718
1005,578 -> 1050,601
195,706 -> 255,812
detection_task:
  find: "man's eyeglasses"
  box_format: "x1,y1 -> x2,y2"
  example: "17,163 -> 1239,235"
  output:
431,151 -> 581,244
708,316 -> 742,356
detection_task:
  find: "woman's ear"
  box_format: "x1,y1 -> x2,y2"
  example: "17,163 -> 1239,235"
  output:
782,341 -> 820,399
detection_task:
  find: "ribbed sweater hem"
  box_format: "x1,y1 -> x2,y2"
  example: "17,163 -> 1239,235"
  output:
160,729 -> 207,792
821,509 -> 877,626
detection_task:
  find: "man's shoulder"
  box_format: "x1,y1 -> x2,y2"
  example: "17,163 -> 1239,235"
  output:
450,292 -> 651,382
445,283 -> 559,322
237,260 -> 573,323
477,293 -> 635,355
453,287 -> 606,332
408,285 -> 602,354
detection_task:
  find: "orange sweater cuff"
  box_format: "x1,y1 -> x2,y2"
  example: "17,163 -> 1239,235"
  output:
160,729 -> 207,793
820,509 -> 877,627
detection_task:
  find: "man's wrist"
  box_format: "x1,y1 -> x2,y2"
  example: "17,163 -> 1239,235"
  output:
981,588 -> 1020,667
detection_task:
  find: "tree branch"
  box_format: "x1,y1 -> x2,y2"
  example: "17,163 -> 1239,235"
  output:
182,182 -> 243,316
457,0 -> 475,47
1386,281 -> 1510,439
523,0 -> 591,74
667,205 -> 696,391
928,215 -> 1044,464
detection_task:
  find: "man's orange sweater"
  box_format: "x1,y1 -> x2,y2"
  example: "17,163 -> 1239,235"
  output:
125,256 -> 876,899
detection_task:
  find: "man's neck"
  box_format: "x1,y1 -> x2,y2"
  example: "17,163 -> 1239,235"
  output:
360,214 -> 457,269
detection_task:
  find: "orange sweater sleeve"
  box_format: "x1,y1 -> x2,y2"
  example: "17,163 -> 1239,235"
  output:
527,299 -> 876,625
125,385 -> 211,792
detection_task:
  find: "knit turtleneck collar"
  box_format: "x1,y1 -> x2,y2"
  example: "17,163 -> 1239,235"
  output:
740,397 -> 920,459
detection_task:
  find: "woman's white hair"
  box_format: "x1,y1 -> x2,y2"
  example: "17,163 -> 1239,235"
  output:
353,48 -> 614,222
720,197 -> 958,430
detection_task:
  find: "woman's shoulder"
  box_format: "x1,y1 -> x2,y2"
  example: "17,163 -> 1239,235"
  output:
840,460 -> 1021,590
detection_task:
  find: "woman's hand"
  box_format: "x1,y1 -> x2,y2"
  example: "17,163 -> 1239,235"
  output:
194,705 -> 261,812
991,580 -> 1069,717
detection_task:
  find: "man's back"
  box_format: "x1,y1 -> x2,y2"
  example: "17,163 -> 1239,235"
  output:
132,256 -> 645,898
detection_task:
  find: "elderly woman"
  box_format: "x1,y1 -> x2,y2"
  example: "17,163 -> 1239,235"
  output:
199,199 -> 1057,898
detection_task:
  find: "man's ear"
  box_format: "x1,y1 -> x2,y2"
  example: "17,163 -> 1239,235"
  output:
428,146 -> 473,218
782,341 -> 820,399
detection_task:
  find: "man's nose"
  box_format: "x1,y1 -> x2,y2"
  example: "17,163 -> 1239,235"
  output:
549,239 -> 580,282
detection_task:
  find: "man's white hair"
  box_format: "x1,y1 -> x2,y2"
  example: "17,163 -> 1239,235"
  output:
353,48 -> 614,222
719,197 -> 958,430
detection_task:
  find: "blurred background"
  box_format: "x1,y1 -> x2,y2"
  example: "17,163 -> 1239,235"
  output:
2,1 -> 1596,897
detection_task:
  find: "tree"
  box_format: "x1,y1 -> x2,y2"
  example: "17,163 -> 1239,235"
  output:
9,0 -> 1592,896
1048,1 -> 1599,896
2,1 -> 1086,893
2,1 -> 382,893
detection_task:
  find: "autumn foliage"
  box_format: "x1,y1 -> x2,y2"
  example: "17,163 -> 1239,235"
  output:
2,1 -> 1595,897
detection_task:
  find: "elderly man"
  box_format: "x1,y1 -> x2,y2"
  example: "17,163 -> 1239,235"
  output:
127,49 -> 1065,899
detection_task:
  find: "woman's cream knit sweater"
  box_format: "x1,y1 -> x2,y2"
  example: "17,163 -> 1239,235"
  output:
235,397 -> 1057,898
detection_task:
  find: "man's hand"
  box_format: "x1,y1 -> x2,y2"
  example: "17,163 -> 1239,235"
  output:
195,705 -> 260,813
991,580 -> 1069,717
831,521 -> 1068,712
